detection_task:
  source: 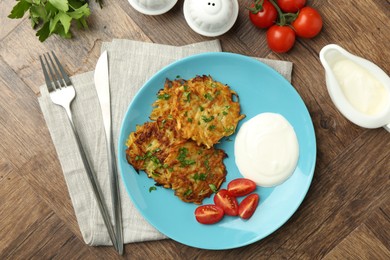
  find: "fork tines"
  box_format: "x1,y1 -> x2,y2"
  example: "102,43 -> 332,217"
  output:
40,51 -> 72,92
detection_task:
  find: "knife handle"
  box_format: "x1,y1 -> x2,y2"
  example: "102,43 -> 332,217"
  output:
107,130 -> 124,255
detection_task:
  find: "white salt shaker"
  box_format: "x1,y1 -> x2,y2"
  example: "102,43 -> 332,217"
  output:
183,0 -> 239,37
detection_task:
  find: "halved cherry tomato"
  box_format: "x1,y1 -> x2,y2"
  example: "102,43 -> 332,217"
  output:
266,25 -> 296,53
214,189 -> 239,216
291,6 -> 323,38
227,178 -> 257,197
238,193 -> 260,219
277,0 -> 306,13
195,205 -> 224,224
249,0 -> 278,29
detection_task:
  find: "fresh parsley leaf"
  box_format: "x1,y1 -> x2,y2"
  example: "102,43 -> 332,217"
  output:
8,0 -> 32,19
49,0 -> 69,12
8,0 -> 100,42
36,22 -> 50,42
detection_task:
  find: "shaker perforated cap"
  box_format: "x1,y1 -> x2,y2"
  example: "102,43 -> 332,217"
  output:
183,0 -> 239,37
128,0 -> 178,15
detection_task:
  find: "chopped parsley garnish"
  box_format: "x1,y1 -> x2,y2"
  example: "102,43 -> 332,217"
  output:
202,115 -> 214,123
209,184 -> 218,193
135,149 -> 162,167
224,126 -> 235,133
199,106 -> 204,111
193,172 -> 207,181
204,93 -> 213,101
184,189 -> 193,196
208,125 -> 216,131
204,159 -> 211,172
149,186 -> 157,192
157,93 -> 170,100
187,118 -> 193,123
183,91 -> 191,102
177,147 -> 196,167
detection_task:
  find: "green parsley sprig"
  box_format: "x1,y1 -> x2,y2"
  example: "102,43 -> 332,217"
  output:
8,0 -> 103,42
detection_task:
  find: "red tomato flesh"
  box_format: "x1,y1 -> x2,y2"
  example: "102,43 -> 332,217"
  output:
195,205 -> 224,224
249,0 -> 278,29
227,178 -> 257,197
292,7 -> 323,38
238,193 -> 260,220
266,25 -> 296,53
277,0 -> 306,13
214,189 -> 239,216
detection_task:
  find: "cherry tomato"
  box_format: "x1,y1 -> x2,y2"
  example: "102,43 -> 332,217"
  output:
266,25 -> 296,53
277,0 -> 306,13
292,7 -> 323,38
195,205 -> 224,224
238,193 -> 260,220
249,0 -> 278,29
214,189 -> 239,216
227,178 -> 257,197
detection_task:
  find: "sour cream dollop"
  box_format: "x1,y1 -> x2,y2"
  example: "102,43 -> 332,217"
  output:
234,113 -> 299,187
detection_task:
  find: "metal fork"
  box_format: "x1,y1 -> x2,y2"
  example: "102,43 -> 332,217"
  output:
40,52 -> 119,252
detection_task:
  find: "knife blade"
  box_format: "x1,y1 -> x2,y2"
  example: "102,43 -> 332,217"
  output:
94,50 -> 123,254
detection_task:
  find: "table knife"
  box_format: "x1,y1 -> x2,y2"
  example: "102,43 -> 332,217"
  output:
94,50 -> 124,254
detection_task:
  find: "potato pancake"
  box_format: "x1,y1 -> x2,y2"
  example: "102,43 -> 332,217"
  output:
151,75 -> 245,148
126,75 -> 244,204
125,118 -> 185,187
126,118 -> 227,203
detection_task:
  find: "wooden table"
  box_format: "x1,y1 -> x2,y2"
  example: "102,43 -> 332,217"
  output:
1,0 -> 389,259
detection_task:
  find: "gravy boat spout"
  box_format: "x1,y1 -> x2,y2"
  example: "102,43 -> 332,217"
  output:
319,44 -> 390,132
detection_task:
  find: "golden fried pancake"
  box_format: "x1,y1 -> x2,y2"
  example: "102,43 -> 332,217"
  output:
151,75 -> 245,148
125,118 -> 185,187
126,75 -> 244,204
126,118 -> 227,203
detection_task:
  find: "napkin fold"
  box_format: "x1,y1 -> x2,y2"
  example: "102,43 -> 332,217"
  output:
38,39 -> 293,246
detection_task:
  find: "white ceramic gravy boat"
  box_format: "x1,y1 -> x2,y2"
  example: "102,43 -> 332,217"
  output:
319,44 -> 390,132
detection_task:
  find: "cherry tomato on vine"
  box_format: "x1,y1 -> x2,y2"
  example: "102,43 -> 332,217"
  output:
266,25 -> 296,53
214,189 -> 239,216
249,0 -> 278,29
277,0 -> 306,13
238,193 -> 260,219
292,6 -> 323,38
227,178 -> 257,197
195,205 -> 224,224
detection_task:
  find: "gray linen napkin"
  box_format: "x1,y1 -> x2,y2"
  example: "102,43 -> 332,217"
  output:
38,39 -> 293,246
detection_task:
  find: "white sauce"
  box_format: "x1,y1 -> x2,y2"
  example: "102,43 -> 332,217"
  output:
332,59 -> 389,116
234,113 -> 299,187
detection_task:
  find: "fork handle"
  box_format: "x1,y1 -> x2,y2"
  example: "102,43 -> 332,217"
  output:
64,105 -> 119,251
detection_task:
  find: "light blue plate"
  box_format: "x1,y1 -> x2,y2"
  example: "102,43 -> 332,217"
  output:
118,52 -> 316,250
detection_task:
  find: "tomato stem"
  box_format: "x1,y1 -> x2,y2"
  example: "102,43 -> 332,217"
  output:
269,0 -> 298,26
247,0 -> 265,14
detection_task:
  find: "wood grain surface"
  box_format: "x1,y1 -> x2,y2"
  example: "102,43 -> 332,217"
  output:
1,0 -> 389,259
